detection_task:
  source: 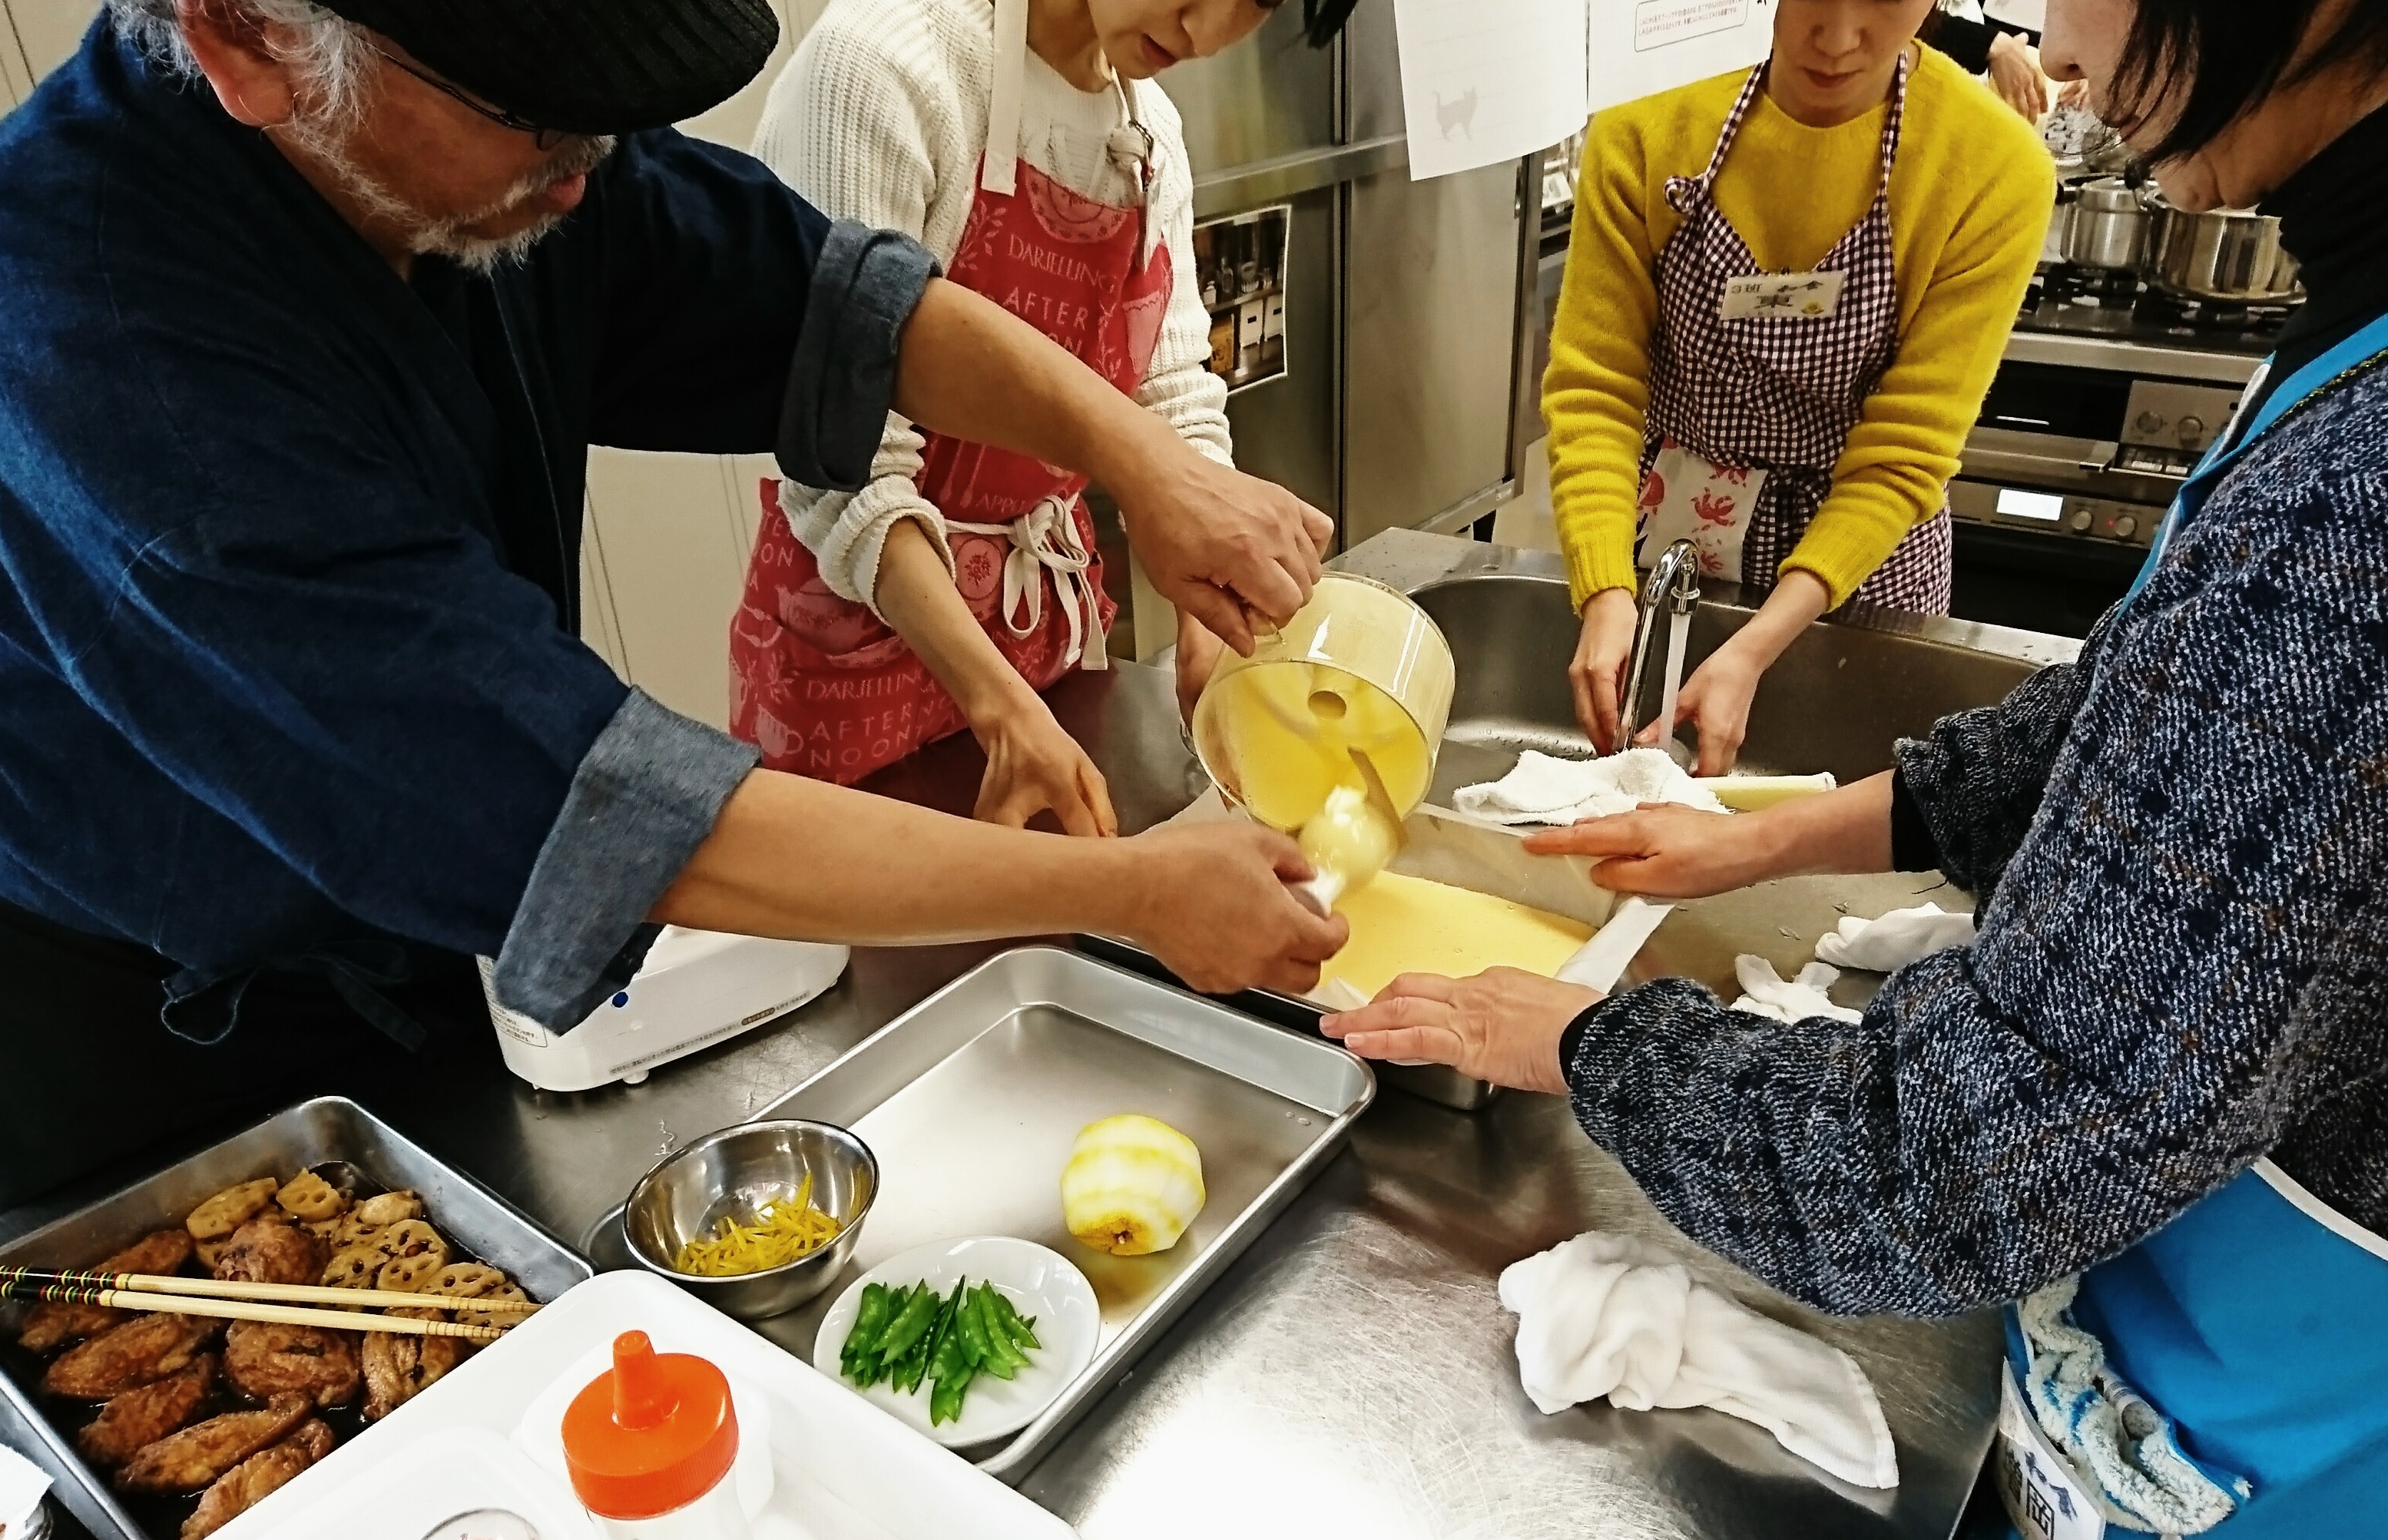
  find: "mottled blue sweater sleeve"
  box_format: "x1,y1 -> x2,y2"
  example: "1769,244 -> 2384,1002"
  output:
1563,432 -> 2388,1316
1892,643 -> 2093,900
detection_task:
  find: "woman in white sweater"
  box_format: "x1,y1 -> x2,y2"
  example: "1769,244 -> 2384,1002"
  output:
730,0 -> 1356,833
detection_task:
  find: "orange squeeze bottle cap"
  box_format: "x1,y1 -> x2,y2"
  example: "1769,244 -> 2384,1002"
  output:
560,1331 -> 740,1520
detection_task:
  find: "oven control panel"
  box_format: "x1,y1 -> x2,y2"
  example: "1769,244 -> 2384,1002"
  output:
1949,479 -> 2160,548
2118,379 -> 2245,465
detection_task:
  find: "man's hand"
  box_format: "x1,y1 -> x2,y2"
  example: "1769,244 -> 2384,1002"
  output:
1107,429 -> 1331,655
1571,588 -> 1640,753
1321,969 -> 1596,1093
1120,823 -> 1349,995
972,697 -> 1118,837
1524,803 -> 1778,899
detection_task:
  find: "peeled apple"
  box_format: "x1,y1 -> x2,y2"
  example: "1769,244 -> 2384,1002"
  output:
1061,1115 -> 1206,1257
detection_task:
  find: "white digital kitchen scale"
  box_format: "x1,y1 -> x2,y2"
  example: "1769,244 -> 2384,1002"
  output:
479,928 -> 850,1093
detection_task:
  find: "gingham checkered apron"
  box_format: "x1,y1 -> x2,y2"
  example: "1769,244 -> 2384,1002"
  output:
1639,54 -> 1952,614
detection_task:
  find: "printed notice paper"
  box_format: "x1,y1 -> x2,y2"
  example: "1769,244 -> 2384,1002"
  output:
1395,0 -> 1588,181
1394,0 -> 1779,180
1589,0 -> 1777,115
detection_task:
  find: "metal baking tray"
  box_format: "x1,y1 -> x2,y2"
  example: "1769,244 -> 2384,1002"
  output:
0,1096 -> 592,1540
588,944 -> 1374,1482
1072,932 -> 1502,1111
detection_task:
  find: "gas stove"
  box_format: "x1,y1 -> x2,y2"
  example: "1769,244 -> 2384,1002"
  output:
1949,270 -> 2282,636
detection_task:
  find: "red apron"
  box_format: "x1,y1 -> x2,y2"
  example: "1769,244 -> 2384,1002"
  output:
730,103 -> 1173,784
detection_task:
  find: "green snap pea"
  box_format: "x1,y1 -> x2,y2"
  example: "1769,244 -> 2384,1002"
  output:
874,1281 -> 942,1372
840,1283 -> 893,1379
972,1287 -> 1025,1379
991,1289 -> 1042,1352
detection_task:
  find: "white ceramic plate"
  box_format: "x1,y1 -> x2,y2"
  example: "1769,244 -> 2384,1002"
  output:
812,1236 -> 1099,1449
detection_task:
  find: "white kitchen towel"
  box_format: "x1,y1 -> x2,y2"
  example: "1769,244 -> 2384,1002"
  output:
1813,902 -> 1976,972
1456,748 -> 1728,827
1731,955 -> 1863,1024
1499,1231 -> 1899,1489
0,1443 -> 50,1537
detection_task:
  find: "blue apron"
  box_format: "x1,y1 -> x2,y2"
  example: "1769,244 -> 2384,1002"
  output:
2002,310 -> 2388,1538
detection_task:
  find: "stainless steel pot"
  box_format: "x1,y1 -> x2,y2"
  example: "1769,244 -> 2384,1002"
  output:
2062,177 -> 2158,271
2147,199 -> 2302,301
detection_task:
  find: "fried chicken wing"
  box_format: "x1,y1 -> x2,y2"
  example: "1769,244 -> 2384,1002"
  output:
180,1419 -> 334,1540
211,1215 -> 324,1287
116,1393 -> 310,1495
360,1311 -> 462,1421
75,1355 -> 216,1467
43,1314 -> 220,1401
222,1320 -> 359,1409
17,1229 -> 196,1353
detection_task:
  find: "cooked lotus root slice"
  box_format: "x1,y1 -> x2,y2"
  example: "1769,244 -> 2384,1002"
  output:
273,1172 -> 347,1224
372,1220 -> 446,1266
351,1192 -> 424,1230
455,1283 -> 529,1331
376,1251 -> 445,1294
301,1216 -> 346,1244
321,1247 -> 383,1290
423,1263 -> 506,1301
186,1179 -> 280,1241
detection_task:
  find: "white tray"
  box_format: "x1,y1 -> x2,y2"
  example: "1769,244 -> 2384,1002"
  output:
219,1271 -> 1074,1540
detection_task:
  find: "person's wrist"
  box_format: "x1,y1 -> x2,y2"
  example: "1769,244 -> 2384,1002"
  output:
1084,410 -> 1183,522
962,675 -> 1046,741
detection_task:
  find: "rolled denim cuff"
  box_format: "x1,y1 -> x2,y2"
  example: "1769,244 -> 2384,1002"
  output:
778,221 -> 940,492
492,689 -> 760,1030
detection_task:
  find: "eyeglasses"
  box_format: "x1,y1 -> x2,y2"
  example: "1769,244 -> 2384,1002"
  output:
363,40 -> 567,151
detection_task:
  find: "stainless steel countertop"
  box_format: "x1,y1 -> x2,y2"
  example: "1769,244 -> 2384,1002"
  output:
5,535 -> 2005,1540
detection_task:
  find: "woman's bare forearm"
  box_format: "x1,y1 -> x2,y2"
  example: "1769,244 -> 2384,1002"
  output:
873,518 -> 1039,727
1748,770 -> 1897,879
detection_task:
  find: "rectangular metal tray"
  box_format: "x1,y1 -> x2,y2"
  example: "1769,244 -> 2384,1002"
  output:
0,1096 -> 594,1540
590,944 -> 1375,1482
1073,932 -> 1501,1111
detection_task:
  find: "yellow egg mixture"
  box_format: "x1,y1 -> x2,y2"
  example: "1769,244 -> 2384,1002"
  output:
1320,869 -> 1592,1000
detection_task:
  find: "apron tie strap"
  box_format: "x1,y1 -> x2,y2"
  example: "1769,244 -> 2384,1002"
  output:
162,939 -> 428,1052
949,497 -> 1111,672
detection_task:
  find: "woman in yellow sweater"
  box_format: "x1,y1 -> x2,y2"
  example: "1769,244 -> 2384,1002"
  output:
1546,0 -> 2052,772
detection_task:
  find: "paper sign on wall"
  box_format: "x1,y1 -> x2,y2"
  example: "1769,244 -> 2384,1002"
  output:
1394,0 -> 1778,180
1588,0 -> 1777,116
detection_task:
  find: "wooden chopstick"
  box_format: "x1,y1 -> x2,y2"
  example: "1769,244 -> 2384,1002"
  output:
0,1267 -> 539,1316
0,1280 -> 507,1343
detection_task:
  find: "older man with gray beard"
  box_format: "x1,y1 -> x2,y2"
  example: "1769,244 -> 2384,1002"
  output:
0,0 -> 1348,1206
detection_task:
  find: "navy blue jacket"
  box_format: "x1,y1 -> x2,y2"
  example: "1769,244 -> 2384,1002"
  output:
0,19 -> 931,1030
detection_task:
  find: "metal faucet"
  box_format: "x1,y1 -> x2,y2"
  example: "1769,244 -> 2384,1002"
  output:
1618,538 -> 1702,749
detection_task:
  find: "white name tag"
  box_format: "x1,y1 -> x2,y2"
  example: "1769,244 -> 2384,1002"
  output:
1997,1369 -> 2107,1540
1721,270 -> 1846,322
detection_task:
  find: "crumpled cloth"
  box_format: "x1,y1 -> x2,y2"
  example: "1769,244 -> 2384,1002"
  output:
1455,748 -> 1727,827
1813,902 -> 1976,972
1730,955 -> 1863,1024
0,1442 -> 50,1536
2014,1275 -> 2245,1532
1500,1231 -> 1900,1490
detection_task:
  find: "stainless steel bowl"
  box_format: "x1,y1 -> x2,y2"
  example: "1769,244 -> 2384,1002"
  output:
622,1119 -> 877,1320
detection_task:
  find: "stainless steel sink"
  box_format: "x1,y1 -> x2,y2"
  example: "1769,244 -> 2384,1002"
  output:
1406,568 -> 2069,783
1334,530 -> 2084,1009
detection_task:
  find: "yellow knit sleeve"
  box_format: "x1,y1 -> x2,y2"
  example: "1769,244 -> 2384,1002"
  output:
1544,109 -> 1664,616
1780,102 -> 2055,604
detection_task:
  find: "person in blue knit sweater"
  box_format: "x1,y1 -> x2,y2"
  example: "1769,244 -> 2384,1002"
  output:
1328,0 -> 2388,1533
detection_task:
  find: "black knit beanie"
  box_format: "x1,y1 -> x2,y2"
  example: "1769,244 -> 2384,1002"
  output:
318,0 -> 780,134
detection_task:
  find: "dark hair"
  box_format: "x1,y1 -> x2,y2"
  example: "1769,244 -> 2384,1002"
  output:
2115,0 -> 2388,162
1281,0 -> 1359,48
